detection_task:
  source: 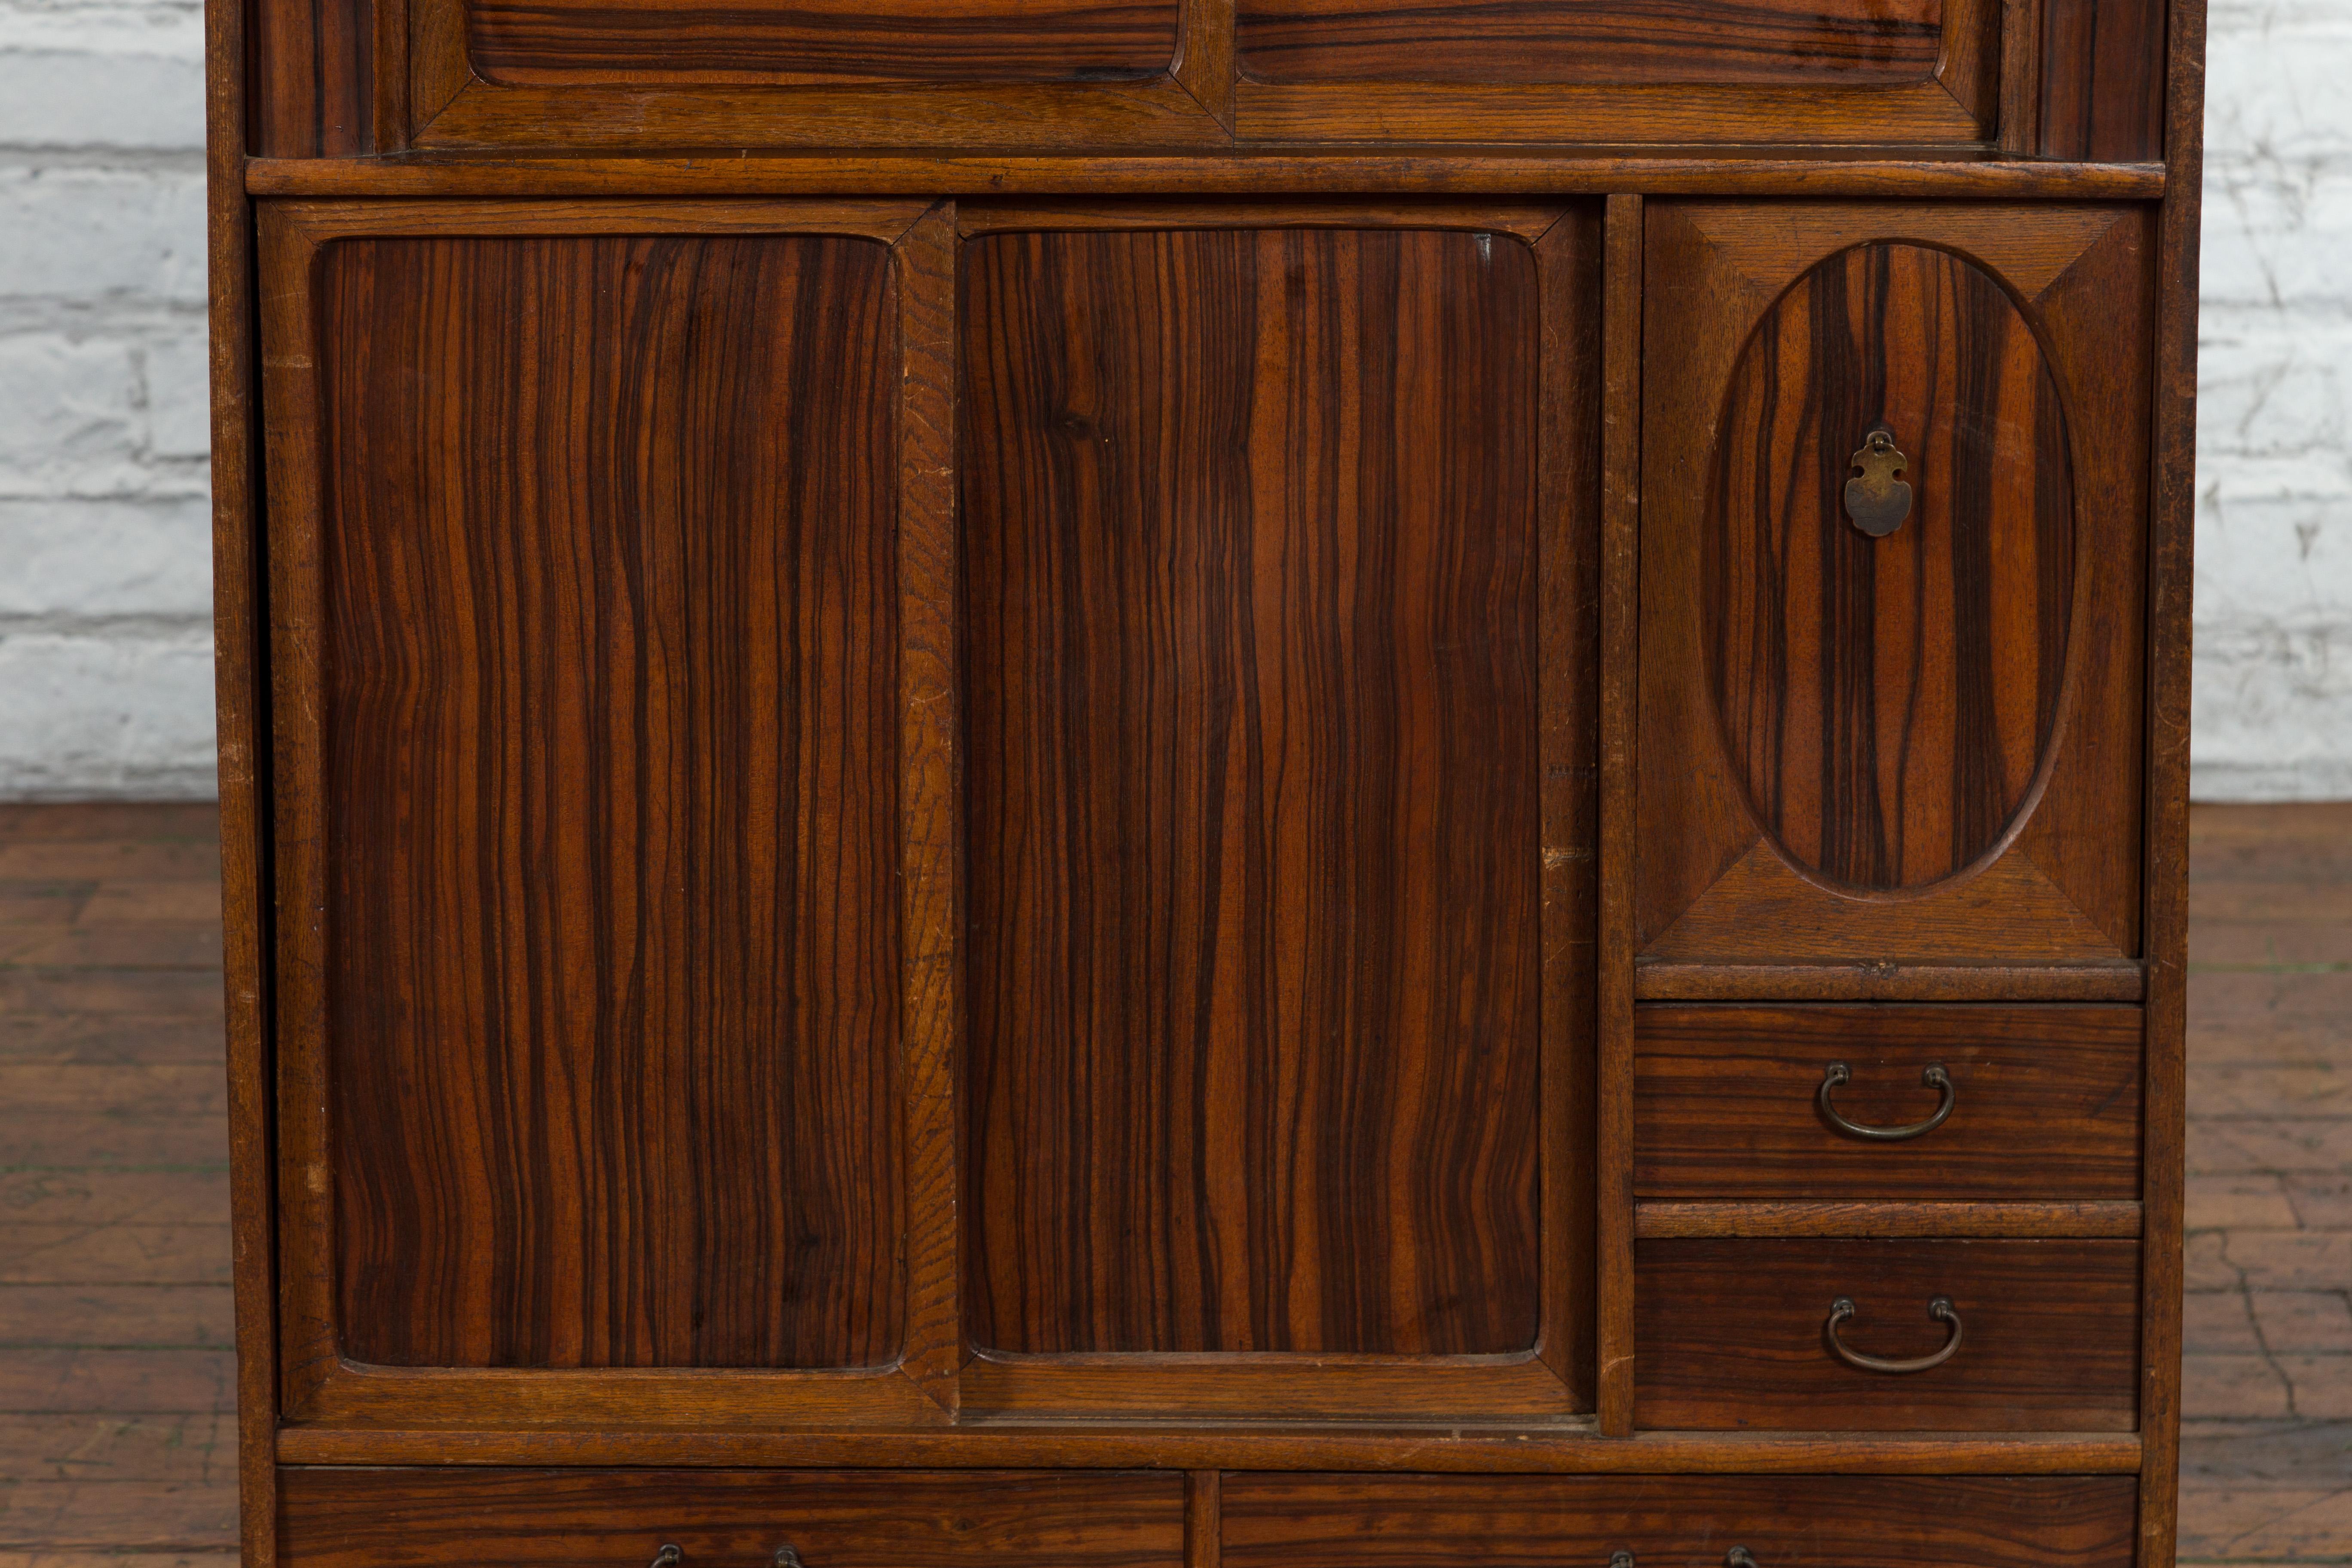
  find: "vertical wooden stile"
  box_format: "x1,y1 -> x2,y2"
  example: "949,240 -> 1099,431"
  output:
897,198 -> 965,1416
206,0 -> 276,1544
2139,0 -> 2209,1556
1596,192 -> 1644,1438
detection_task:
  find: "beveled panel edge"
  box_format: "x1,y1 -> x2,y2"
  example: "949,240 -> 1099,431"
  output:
272,1427 -> 2146,1472
1634,960 -> 2145,1002
245,155 -> 2168,200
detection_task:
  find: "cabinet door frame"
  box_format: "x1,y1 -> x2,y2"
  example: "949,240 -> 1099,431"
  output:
1632,200 -> 2154,997
949,200 -> 1601,1421
256,196 -> 962,1429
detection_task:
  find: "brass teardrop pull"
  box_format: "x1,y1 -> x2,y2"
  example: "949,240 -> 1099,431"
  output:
1727,1551 -> 1759,1568
775,1550 -> 806,1568
1609,1553 -> 1636,1568
1844,426 -> 1912,537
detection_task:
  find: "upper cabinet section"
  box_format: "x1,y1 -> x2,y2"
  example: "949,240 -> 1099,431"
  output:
1635,201 -> 2155,991
249,0 -> 2166,155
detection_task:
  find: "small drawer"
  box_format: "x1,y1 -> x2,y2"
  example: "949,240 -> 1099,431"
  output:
1635,1005 -> 2141,1201
1222,1473 -> 2138,1568
279,1468 -> 1185,1568
1634,1239 -> 2140,1430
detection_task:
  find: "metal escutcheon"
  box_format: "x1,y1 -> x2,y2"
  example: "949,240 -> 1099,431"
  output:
1825,1294 -> 1965,1374
1844,426 -> 1913,537
1818,1061 -> 1955,1141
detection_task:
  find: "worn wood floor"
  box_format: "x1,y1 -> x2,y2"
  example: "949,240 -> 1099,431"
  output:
0,802 -> 2344,1560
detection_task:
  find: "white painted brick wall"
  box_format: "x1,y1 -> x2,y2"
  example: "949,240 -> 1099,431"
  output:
2197,0 -> 2352,799
0,0 -> 212,799
0,3 -> 2347,798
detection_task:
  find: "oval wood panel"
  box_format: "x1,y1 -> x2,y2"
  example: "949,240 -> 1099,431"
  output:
1706,240 -> 2075,892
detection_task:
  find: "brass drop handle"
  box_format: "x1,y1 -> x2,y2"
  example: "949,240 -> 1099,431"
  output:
1818,1062 -> 1954,1141
1825,1294 -> 1964,1374
1610,1553 -> 1636,1568
1726,1551 -> 1758,1568
1844,426 -> 1913,536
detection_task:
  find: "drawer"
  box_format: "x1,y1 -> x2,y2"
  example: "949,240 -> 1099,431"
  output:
1222,1474 -> 2138,1568
1635,1005 -> 2142,1200
1635,1240 -> 2140,1430
279,1469 -> 1185,1568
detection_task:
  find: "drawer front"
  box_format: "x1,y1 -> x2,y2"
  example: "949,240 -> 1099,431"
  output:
1635,1005 -> 2142,1200
1635,1239 -> 2140,1430
1222,1474 -> 2138,1568
279,1469 -> 1185,1568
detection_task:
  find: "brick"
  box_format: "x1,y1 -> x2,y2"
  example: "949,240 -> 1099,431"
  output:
141,334 -> 211,462
0,633 -> 217,801
0,168 -> 205,303
0,501 -> 213,619
0,336 -> 141,498
0,9 -> 204,152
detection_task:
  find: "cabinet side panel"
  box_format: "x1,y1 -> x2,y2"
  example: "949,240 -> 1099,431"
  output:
962,224 -> 1545,1357
318,232 -> 904,1369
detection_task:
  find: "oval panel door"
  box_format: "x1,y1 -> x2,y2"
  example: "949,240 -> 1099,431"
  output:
1706,241 -> 2076,894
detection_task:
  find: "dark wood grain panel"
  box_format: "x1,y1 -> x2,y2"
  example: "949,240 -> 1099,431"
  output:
468,0 -> 1182,85
961,224 -> 1544,1358
318,231 -> 902,1370
1635,1004 -> 2142,1200
251,0 -> 373,153
1635,1237 -> 2141,1429
279,1468 -> 1185,1568
1221,1473 -> 2138,1568
2038,0 -> 2165,159
1238,0 -> 1944,85
1709,241 -> 2073,893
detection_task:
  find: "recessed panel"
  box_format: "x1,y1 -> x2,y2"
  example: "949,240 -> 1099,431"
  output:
469,0 -> 1182,84
1239,0 -> 1945,84
1707,242 -> 2074,892
961,226 -> 1543,1356
319,233 -> 903,1370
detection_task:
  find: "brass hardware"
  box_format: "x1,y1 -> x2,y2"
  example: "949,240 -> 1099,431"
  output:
1819,1062 -> 1954,1141
1825,1294 -> 1964,1374
1726,1551 -> 1758,1568
1610,1553 -> 1637,1568
650,1549 -> 683,1568
1844,426 -> 1913,537
775,1550 -> 805,1568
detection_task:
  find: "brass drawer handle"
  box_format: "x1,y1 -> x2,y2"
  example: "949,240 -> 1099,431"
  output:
1610,1554 -> 1636,1568
1726,1552 -> 1758,1568
651,1548 -> 804,1567
1825,1294 -> 1963,1374
1818,1062 -> 1954,1141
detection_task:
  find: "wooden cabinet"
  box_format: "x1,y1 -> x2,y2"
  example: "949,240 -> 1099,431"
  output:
211,0 -> 2199,1562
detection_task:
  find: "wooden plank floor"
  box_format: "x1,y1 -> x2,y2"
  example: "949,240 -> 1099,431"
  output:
0,801 -> 2345,1559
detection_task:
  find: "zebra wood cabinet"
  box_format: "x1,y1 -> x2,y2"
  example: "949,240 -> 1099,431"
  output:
206,0 -> 2201,1561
